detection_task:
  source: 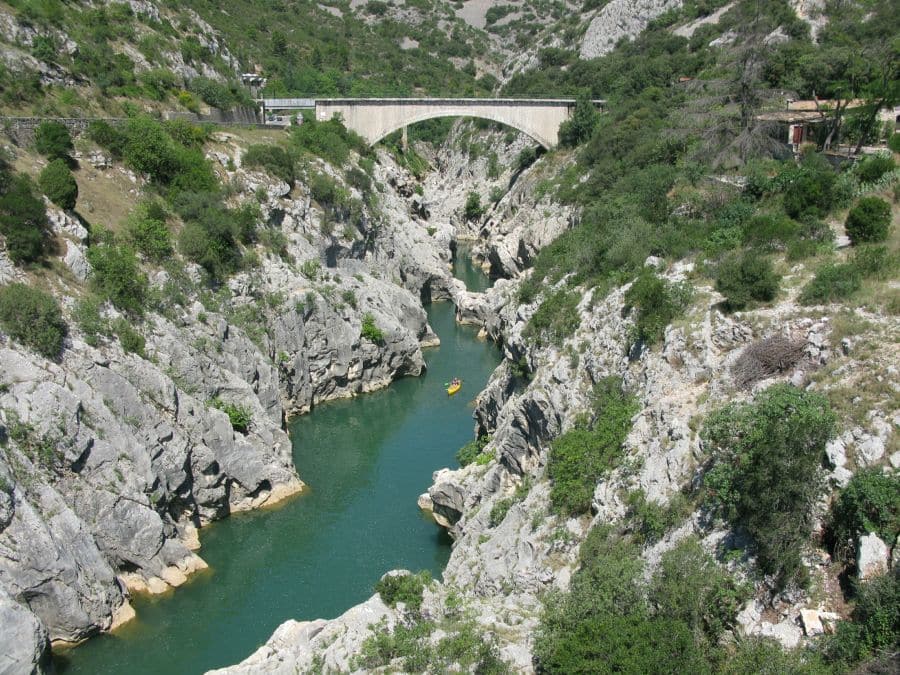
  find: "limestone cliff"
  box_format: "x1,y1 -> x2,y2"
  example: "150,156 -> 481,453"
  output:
0,132 -> 459,672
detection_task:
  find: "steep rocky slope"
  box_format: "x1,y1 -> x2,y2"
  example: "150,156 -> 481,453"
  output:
0,126 -> 471,672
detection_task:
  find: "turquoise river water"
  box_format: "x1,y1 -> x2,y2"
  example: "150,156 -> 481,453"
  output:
55,251 -> 497,674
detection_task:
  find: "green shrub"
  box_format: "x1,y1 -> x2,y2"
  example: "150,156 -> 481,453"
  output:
463,191 -> 484,221
489,477 -> 532,527
211,398 -> 252,434
34,121 -> 73,160
243,144 -> 295,184
548,379 -> 638,515
782,156 -> 836,219
291,116 -> 368,166
360,312 -> 384,343
623,270 -> 692,346
374,571 -> 430,611
0,173 -> 50,264
725,637 -> 829,674
174,192 -> 251,280
515,146 -> 538,172
38,159 -> 78,210
124,201 -> 172,260
122,116 -> 181,183
0,283 -> 67,359
828,469 -> 900,563
845,197 -> 891,245
649,537 -> 748,643
112,318 -> 145,356
87,120 -> 126,158
701,384 -> 835,587
559,96 -> 600,147
741,213 -> 801,251
188,77 -> 249,110
457,435 -> 491,467
855,154 -> 895,183
300,259 -> 320,279
626,489 -> 692,544
889,134 -> 900,153
850,245 -> 896,280
73,295 -> 108,347
823,568 -> 900,667
799,263 -> 861,305
86,243 -> 148,314
524,288 -> 581,347
535,530 -> 708,674
716,251 -> 780,312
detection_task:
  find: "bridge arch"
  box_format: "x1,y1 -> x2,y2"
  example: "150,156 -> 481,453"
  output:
367,110 -> 554,149
314,99 -> 583,150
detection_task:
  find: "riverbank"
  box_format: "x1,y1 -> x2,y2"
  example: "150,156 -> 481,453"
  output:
54,251 -> 500,673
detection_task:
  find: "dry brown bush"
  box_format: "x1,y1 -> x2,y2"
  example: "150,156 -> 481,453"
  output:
732,335 -> 807,389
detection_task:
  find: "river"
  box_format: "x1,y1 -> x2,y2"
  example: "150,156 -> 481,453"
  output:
54,250 -> 498,674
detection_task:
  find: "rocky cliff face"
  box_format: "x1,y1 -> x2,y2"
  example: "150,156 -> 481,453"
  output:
580,0 -> 684,59
212,147 -> 898,672
0,132 -> 461,672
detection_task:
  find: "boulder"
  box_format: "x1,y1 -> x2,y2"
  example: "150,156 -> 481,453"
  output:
0,589 -> 51,675
857,533 -> 890,580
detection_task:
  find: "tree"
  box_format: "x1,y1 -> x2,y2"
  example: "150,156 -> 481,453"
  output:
33,121 -> 73,161
715,251 -> 780,311
702,385 -> 836,586
559,94 -> 599,147
85,243 -> 148,314
0,173 -> 50,264
0,283 -> 67,359
463,191 -> 484,221
38,159 -> 78,210
845,197 -> 891,244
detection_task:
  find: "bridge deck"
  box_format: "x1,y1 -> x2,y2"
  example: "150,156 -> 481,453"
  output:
260,97 -> 605,109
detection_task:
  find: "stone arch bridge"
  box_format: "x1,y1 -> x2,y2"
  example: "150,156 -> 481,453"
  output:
259,98 -> 604,149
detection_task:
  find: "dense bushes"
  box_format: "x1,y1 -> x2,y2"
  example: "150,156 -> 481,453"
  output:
188,77 -> 250,110
176,193 -> 256,281
374,571 -> 430,611
242,144 -> 295,184
523,289 -> 580,348
824,568 -> 900,667
799,262 -> 861,305
360,312 -> 384,343
715,251 -> 780,311
123,200 -> 171,260
85,243 -> 148,315
623,270 -> 691,345
828,469 -> 900,563
535,529 -> 745,673
845,197 -> 891,244
548,378 -> 638,515
855,154 -> 895,184
456,435 -> 491,467
291,117 -> 368,166
211,398 -> 252,434
463,191 -> 484,221
558,96 -> 600,148
797,244 -> 894,306
38,159 -> 78,210
0,170 -> 51,265
0,283 -> 67,359
701,384 -> 835,587
33,121 -> 73,161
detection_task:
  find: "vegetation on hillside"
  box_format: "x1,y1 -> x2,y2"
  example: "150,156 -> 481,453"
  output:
506,0 -> 897,345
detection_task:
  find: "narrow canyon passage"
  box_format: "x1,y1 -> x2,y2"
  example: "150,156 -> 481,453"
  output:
55,254 -> 499,675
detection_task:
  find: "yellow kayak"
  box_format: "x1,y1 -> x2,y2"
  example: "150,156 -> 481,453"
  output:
447,382 -> 462,396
